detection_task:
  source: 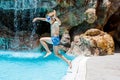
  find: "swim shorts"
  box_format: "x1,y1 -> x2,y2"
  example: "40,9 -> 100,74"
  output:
51,36 -> 60,46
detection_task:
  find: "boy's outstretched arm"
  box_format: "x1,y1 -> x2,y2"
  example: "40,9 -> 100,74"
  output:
32,17 -> 46,22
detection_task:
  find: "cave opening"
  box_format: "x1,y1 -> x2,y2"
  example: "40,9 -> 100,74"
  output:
103,7 -> 120,50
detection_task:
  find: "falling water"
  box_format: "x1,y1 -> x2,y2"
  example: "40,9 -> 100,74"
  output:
12,0 -> 41,50
29,0 -> 38,49
0,0 -> 56,51
13,0 -> 20,49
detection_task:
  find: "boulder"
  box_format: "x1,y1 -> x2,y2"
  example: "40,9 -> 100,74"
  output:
80,29 -> 115,55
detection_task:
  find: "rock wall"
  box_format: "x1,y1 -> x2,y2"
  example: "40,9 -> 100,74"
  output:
0,0 -> 120,51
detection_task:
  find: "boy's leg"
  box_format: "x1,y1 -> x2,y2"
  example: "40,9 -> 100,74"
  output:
53,46 -> 72,68
40,37 -> 53,57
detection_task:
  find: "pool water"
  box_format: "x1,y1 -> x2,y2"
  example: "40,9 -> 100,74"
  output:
0,51 -> 74,80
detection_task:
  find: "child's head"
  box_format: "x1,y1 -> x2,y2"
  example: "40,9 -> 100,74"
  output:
47,10 -> 55,17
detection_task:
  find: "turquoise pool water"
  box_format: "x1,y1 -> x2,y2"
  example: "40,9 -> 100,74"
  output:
0,51 -> 74,80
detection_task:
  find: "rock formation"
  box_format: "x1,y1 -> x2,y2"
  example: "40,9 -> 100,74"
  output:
80,29 -> 114,55
0,0 -> 119,51
67,28 -> 114,56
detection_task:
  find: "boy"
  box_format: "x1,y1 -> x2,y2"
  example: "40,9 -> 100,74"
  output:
33,10 -> 71,68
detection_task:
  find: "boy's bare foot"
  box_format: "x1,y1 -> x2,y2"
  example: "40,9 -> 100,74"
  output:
44,52 -> 52,58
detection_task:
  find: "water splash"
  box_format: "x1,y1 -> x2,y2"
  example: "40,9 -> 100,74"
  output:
0,50 -> 43,59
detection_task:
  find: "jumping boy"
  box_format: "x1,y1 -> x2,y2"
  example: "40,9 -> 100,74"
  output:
33,10 -> 71,68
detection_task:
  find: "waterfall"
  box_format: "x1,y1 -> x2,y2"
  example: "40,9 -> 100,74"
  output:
13,0 -> 20,49
29,0 -> 38,49
11,0 -> 40,50
0,0 -> 56,51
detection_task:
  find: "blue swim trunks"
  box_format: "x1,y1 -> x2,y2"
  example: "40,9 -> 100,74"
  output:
51,36 -> 60,46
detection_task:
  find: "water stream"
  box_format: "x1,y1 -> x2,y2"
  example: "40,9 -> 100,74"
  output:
0,0 -> 56,51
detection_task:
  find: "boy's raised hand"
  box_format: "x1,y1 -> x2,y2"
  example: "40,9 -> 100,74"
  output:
53,10 -> 57,17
